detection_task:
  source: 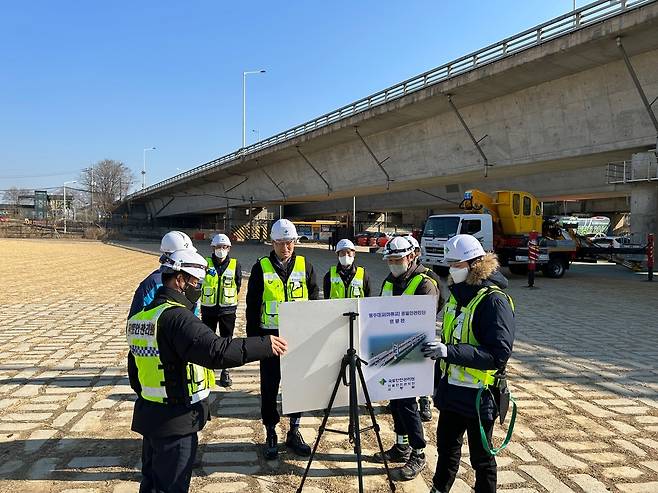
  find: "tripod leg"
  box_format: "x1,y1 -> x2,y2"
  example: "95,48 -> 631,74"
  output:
356,360 -> 397,492
297,357 -> 349,493
349,352 -> 365,493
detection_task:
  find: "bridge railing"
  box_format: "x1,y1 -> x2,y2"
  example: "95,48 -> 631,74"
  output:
607,158 -> 658,183
129,0 -> 654,200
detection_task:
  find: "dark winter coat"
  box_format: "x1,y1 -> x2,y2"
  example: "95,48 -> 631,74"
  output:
245,251 -> 320,337
434,253 -> 515,422
129,286 -> 274,438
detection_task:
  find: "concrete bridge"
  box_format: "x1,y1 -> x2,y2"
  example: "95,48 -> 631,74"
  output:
122,0 -> 658,236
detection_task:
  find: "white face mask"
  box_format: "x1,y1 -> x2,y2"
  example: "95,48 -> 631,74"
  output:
449,266 -> 469,284
338,254 -> 354,267
215,248 -> 228,259
388,262 -> 408,278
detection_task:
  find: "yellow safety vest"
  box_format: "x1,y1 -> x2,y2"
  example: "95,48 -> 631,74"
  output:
260,255 -> 308,329
329,265 -> 365,299
440,287 -> 514,389
381,272 -> 436,296
127,301 -> 215,404
201,257 -> 238,307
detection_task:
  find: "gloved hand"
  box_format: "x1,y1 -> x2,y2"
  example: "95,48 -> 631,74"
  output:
421,339 -> 448,360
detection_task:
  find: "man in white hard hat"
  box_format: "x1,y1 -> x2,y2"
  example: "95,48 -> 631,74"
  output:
128,231 -> 196,318
421,234 -> 515,493
405,234 -> 445,423
245,218 -> 320,460
323,238 -> 372,299
373,236 -> 439,481
200,233 -> 242,388
127,249 -> 288,493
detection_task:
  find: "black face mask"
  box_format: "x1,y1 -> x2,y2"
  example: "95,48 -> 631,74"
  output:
182,278 -> 202,305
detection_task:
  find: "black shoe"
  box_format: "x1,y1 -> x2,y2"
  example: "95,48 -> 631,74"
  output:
264,428 -> 278,460
419,396 -> 432,422
372,444 -> 411,464
219,369 -> 232,388
285,429 -> 311,457
392,450 -> 426,481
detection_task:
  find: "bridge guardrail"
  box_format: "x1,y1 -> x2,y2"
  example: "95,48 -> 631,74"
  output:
129,0 -> 654,200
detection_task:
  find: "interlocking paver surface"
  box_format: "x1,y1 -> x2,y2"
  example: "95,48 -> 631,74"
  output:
1,238 -> 657,492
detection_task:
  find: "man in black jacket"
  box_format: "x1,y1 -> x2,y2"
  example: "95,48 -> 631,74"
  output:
373,237 -> 439,481
246,218 -> 320,461
323,238 -> 371,299
128,249 -> 287,493
422,234 -> 515,493
200,233 -> 243,387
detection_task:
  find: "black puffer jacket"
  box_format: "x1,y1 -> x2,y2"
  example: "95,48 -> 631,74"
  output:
129,286 -> 274,438
434,253 -> 515,421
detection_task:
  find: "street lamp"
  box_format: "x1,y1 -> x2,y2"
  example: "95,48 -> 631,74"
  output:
243,70 -> 266,149
63,180 -> 77,234
142,147 -> 156,189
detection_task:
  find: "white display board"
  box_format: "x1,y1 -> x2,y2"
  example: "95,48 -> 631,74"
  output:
359,295 -> 436,402
280,295 -> 437,414
280,298 -> 357,415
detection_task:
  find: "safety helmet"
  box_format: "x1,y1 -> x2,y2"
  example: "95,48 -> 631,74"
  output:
382,236 -> 414,260
160,249 -> 208,280
405,235 -> 420,251
336,238 -> 356,253
160,231 -> 196,254
270,219 -> 298,241
443,234 -> 486,263
210,233 -> 231,248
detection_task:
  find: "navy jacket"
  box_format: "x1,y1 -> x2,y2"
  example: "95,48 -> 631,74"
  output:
128,269 -> 162,318
434,254 -> 515,421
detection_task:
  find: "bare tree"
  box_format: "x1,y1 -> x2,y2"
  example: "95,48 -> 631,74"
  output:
79,159 -> 134,218
2,187 -> 31,215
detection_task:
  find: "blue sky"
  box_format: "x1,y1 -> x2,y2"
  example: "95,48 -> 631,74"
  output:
0,0 -> 579,192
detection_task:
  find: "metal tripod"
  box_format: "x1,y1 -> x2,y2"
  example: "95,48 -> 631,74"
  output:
297,311 -> 396,493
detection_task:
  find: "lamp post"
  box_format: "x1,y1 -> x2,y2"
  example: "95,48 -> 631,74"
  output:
142,147 -> 156,189
243,70 -> 266,149
63,180 -> 77,233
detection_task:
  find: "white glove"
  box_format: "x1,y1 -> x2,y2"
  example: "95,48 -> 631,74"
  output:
421,339 -> 448,360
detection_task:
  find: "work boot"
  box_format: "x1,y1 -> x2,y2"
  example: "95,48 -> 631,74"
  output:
219,369 -> 232,388
263,427 -> 278,460
372,444 -> 411,464
419,396 -> 432,422
285,428 -> 311,457
392,449 -> 426,481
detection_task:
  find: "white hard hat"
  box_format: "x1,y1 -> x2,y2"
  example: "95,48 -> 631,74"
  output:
210,233 -> 231,247
160,231 -> 196,254
270,219 -> 298,241
405,235 -> 420,250
444,234 -> 486,263
160,249 -> 208,280
382,236 -> 414,260
336,239 -> 355,252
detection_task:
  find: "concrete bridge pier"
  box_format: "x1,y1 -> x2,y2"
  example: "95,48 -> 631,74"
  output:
631,183 -> 658,240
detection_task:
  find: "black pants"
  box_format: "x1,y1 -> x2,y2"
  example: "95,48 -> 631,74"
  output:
260,354 -> 301,427
201,310 -> 236,338
390,397 -> 426,450
140,432 -> 197,493
433,410 -> 496,493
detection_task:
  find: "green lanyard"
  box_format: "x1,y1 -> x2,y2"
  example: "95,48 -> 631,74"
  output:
475,387 -> 518,456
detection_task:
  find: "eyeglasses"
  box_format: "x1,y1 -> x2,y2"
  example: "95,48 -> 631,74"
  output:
273,240 -> 295,247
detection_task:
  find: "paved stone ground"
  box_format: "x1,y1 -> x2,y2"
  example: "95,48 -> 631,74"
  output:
1,238 -> 657,493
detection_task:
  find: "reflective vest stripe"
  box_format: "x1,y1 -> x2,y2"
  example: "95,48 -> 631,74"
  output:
201,257 -> 238,307
440,287 -> 514,389
260,255 -> 308,329
329,265 -> 365,299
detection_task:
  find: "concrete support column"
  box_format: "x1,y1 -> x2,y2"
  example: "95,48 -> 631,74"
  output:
630,183 -> 658,240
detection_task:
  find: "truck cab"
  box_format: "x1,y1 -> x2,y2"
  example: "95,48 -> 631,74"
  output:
420,214 -> 494,267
